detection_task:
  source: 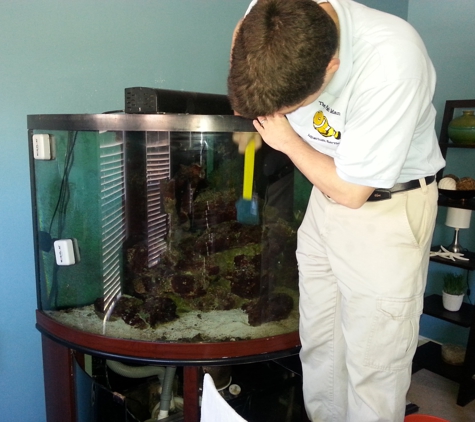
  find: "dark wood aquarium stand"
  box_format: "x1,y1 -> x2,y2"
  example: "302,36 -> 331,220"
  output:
37,311 -> 301,422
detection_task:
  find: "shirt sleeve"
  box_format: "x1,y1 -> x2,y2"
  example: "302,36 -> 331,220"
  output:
334,77 -> 433,188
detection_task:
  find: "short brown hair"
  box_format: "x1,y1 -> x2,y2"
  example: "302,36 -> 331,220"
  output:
228,0 -> 338,119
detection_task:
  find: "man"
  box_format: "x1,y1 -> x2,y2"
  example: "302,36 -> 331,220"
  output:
228,0 -> 445,421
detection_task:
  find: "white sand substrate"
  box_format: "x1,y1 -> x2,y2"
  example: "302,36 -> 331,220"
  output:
46,305 -> 299,343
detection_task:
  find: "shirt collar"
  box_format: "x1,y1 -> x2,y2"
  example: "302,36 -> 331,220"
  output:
322,0 -> 353,98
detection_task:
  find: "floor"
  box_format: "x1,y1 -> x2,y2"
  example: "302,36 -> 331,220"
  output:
229,355 -> 475,422
407,369 -> 475,422
227,364 -> 475,422
227,356 -> 475,422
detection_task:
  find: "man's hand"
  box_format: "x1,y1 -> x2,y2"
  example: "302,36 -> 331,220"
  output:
253,114 -> 298,154
232,132 -> 262,154
253,113 -> 374,209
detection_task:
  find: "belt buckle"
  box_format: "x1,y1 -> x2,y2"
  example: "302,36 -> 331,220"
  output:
368,189 -> 392,202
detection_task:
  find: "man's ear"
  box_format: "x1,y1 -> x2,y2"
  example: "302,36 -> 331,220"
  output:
326,57 -> 340,75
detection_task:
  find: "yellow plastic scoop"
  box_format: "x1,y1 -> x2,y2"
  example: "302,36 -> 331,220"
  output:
236,136 -> 259,225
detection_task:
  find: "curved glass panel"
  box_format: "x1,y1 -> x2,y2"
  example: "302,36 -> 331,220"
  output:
29,115 -> 311,344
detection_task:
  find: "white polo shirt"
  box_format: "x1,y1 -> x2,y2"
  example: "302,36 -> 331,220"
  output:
244,0 -> 445,188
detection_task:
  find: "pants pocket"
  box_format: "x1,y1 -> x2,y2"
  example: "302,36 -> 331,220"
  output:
364,295 -> 423,371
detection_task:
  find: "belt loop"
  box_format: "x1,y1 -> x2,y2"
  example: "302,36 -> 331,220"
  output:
419,177 -> 428,193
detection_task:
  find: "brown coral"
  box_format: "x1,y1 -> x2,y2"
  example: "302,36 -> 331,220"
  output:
171,274 -> 207,298
230,254 -> 262,299
143,297 -> 178,327
457,177 -> 475,191
243,293 -> 294,326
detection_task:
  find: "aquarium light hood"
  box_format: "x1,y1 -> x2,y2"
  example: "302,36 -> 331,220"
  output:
124,87 -> 234,115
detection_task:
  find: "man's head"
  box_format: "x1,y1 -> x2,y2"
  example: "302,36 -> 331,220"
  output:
228,0 -> 339,119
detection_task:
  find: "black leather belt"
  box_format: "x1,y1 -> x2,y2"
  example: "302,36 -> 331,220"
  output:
367,175 -> 435,202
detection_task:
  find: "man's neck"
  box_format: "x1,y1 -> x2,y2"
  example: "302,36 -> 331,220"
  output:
320,2 -> 340,34
320,2 -> 340,57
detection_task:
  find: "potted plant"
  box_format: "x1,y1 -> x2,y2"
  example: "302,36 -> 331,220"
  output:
442,272 -> 466,312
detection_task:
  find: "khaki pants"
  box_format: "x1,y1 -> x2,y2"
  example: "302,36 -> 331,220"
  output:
297,179 -> 438,422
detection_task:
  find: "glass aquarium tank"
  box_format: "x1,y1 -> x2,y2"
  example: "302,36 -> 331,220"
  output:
28,113 -> 310,348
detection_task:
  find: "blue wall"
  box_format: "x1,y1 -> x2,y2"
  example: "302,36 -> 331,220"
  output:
1,1 -> 474,420
0,1 -> 250,420
361,0 -> 408,19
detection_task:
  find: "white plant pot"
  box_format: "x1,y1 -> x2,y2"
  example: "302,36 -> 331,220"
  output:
442,291 -> 464,312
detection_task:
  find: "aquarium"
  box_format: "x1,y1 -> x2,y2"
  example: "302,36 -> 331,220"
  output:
29,113 -> 310,345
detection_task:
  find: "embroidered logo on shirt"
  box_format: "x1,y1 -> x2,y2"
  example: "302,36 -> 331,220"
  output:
313,111 -> 341,140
